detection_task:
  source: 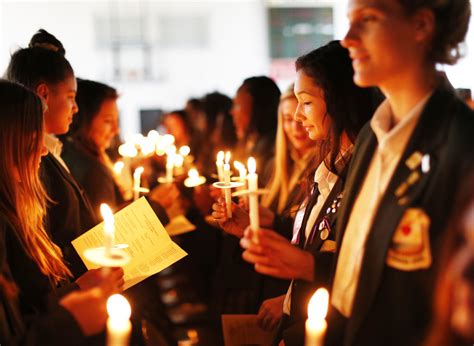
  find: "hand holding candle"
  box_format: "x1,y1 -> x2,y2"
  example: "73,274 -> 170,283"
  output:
305,288 -> 329,346
100,203 -> 115,257
247,157 -> 260,240
106,294 -> 132,346
223,151 -> 232,218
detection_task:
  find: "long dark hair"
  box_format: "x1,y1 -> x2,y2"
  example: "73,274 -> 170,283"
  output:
4,29 -> 73,90
239,76 -> 280,140
296,40 -> 377,176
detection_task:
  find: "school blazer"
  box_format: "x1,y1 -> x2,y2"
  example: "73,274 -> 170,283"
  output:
330,87 -> 474,346
41,153 -> 98,277
282,176 -> 346,345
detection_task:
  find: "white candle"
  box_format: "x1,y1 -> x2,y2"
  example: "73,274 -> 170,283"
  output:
174,154 -> 185,176
106,294 -> 132,346
247,157 -> 259,237
216,151 -> 225,182
224,152 -> 232,218
166,154 -> 174,183
100,203 -> 115,257
305,288 -> 329,346
188,169 -> 200,185
133,166 -> 144,201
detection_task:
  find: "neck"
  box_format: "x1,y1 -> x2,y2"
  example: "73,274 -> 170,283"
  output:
380,65 -> 437,126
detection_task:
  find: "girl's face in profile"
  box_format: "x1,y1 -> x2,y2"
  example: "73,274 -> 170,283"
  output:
293,70 -> 332,142
231,87 -> 252,140
280,97 -> 315,155
449,202 -> 474,341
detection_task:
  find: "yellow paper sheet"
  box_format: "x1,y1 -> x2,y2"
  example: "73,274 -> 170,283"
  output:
165,215 -> 196,236
72,197 -> 188,290
221,314 -> 276,346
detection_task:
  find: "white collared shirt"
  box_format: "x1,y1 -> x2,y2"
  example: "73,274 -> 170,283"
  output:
283,160 -> 339,314
331,92 -> 432,317
44,134 -> 70,172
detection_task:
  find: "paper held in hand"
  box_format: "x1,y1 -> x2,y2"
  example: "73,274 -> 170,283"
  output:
72,197 -> 188,290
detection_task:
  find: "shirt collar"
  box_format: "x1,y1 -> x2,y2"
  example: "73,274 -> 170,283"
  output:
370,92 -> 432,157
44,134 -> 63,157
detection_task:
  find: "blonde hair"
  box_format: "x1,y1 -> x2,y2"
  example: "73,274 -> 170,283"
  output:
262,84 -> 312,213
0,80 -> 71,285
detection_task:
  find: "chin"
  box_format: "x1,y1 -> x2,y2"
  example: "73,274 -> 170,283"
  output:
353,71 -> 378,88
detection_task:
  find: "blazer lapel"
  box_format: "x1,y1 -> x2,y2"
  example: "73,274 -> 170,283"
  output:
345,88 -> 454,345
305,177 -> 345,251
334,127 -> 377,252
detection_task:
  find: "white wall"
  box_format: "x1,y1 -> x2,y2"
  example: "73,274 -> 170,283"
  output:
1,0 -> 473,137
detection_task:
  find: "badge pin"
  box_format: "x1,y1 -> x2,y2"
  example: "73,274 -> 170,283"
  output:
421,154 -> 430,173
319,221 -> 325,231
320,228 -> 329,240
405,151 -> 423,170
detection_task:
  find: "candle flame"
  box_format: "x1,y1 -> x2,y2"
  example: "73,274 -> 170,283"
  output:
162,134 -> 175,145
234,161 -> 243,170
118,143 -> 137,158
225,151 -> 231,164
147,130 -> 159,141
113,161 -> 125,174
107,294 -> 131,321
165,145 -> 177,156
179,145 -> 191,156
188,168 -> 199,179
174,154 -> 184,167
248,157 -> 256,174
217,151 -> 224,162
133,166 -> 144,177
100,203 -> 114,234
307,288 -> 329,322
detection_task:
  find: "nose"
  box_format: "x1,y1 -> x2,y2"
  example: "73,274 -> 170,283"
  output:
341,23 -> 358,49
294,103 -> 305,123
72,100 -> 79,115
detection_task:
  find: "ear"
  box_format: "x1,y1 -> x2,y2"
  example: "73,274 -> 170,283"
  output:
413,8 -> 435,43
36,83 -> 49,101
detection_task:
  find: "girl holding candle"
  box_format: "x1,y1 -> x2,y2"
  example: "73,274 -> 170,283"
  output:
0,80 -> 124,344
210,84 -> 322,321
238,41 -> 378,345
5,29 -> 97,275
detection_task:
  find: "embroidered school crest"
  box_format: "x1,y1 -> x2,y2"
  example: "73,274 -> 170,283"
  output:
386,208 -> 432,271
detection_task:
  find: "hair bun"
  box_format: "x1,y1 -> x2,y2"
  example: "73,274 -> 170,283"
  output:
28,29 -> 65,56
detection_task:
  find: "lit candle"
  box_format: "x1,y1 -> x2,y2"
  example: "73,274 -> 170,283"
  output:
166,154 -> 174,183
113,161 -> 125,176
133,166 -> 144,201
305,288 -> 329,346
223,152 -> 232,218
100,203 -> 115,257
106,294 -> 132,346
234,161 -> 247,183
173,154 -> 185,176
247,157 -> 259,238
216,151 -> 225,182
179,145 -> 191,157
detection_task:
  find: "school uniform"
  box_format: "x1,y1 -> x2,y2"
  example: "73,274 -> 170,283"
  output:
41,135 -> 97,277
280,159 -> 349,345
328,86 -> 474,346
